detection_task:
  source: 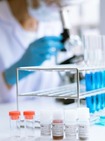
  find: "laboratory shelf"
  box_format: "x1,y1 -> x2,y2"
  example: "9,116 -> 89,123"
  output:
16,65 -> 105,108
16,64 -> 105,132
17,83 -> 85,99
17,65 -> 105,71
17,84 -> 105,99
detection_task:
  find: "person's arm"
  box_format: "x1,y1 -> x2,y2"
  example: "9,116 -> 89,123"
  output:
3,36 -> 63,86
0,72 -> 14,102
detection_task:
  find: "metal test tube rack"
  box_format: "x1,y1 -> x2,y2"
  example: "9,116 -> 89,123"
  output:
16,65 -> 105,110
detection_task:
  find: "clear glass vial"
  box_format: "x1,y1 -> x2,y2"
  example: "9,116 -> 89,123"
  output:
77,107 -> 90,140
9,111 -> 21,138
65,109 -> 77,141
23,111 -> 35,137
40,110 -> 52,138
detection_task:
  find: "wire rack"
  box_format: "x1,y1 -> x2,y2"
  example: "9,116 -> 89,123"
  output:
16,65 -> 105,109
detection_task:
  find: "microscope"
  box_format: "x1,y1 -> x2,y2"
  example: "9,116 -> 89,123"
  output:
56,0 -> 86,104
58,0 -> 86,65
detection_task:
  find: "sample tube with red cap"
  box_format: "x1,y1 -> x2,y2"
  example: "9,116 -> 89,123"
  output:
23,111 -> 35,137
9,111 -> 21,137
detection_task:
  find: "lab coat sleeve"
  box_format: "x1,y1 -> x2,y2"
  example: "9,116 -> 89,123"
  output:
0,72 -> 16,103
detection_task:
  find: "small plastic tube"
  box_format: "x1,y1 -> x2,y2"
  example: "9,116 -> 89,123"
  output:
9,111 -> 21,138
23,111 -> 35,138
40,110 -> 52,138
52,110 -> 64,140
77,107 -> 90,140
65,109 -> 77,140
20,116 -> 25,138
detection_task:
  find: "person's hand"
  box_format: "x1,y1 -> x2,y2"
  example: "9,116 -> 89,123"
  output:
4,36 -> 63,85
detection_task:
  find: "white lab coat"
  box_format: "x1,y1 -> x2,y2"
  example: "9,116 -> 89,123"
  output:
0,1 -> 63,102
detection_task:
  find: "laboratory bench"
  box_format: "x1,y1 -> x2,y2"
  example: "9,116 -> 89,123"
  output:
0,98 -> 105,141
1,65 -> 105,141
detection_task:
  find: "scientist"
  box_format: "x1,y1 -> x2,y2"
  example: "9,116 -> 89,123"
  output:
0,0 -> 64,102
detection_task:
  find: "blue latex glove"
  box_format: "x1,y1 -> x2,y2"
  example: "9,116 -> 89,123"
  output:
4,36 -> 63,85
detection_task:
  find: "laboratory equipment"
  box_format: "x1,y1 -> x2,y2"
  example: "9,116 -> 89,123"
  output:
52,110 -> 64,140
9,111 -> 21,138
83,35 -> 105,113
65,109 -> 77,140
40,110 -> 52,138
19,116 -> 25,138
23,111 -> 35,137
8,109 -> 92,140
95,71 -> 102,111
77,107 -> 90,140
16,65 -> 105,107
85,72 -> 93,113
15,34 -> 105,140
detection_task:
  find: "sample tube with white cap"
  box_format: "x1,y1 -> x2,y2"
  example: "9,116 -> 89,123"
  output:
77,107 -> 90,140
65,109 -> 77,140
40,110 -> 52,138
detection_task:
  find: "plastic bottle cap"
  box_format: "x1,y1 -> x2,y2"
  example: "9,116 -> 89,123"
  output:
65,109 -> 77,122
23,111 -> 35,119
53,110 -> 64,120
9,111 -> 20,120
77,107 -> 90,120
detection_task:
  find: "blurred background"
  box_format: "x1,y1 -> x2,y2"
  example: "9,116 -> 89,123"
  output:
63,0 -> 100,36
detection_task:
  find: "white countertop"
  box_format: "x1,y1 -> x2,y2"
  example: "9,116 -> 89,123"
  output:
0,97 -> 105,141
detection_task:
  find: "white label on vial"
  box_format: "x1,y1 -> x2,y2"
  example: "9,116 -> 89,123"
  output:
26,121 -> 34,129
52,123 -> 63,136
79,124 -> 89,138
65,124 -> 77,139
41,124 -> 51,136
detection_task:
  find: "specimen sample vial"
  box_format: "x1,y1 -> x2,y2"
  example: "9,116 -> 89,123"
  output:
65,109 -> 77,140
40,110 -> 52,138
9,111 -> 21,137
52,110 -> 64,140
23,111 -> 35,137
78,107 -> 90,140
20,116 -> 25,137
